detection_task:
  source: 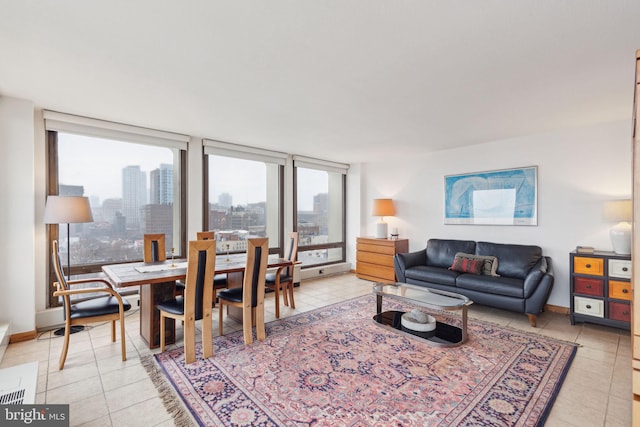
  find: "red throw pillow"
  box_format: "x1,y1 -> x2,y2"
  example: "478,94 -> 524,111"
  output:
449,255 -> 483,274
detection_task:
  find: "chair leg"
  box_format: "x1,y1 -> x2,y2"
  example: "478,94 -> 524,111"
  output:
242,304 -> 253,345
274,284 -> 280,319
255,304 -> 265,341
202,309 -> 213,360
58,323 -> 71,370
288,282 -> 295,309
282,281 -> 289,307
160,314 -> 166,352
184,315 -> 195,364
119,311 -> 127,362
111,320 -> 116,342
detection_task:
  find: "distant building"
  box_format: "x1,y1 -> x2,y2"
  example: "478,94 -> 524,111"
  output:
150,164 -> 173,205
122,165 -> 147,229
218,193 -> 232,208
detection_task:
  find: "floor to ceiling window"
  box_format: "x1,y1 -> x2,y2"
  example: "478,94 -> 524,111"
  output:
45,111 -> 187,307
204,140 -> 285,254
294,156 -> 348,267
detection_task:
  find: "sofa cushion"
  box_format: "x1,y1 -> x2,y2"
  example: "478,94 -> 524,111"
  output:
426,239 -> 476,268
456,274 -> 524,298
476,242 -> 542,280
405,265 -> 459,287
449,254 -> 483,274
450,252 -> 499,276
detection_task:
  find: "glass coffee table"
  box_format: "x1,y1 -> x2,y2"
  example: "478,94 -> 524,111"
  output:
372,282 -> 473,347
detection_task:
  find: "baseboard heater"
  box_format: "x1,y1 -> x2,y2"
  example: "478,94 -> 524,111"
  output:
0,361 -> 38,404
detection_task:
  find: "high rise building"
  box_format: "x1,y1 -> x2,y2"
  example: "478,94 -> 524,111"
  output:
218,192 -> 232,209
122,165 -> 147,229
150,164 -> 173,205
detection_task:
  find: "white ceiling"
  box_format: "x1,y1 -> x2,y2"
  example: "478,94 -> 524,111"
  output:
1,1 -> 639,163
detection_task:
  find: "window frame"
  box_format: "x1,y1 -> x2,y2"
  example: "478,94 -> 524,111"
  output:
45,112 -> 188,308
293,156 -> 348,268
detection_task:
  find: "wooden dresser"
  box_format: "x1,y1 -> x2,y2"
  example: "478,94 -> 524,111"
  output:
356,237 -> 409,283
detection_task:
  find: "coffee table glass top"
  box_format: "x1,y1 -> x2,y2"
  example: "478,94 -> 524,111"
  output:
373,282 -> 471,310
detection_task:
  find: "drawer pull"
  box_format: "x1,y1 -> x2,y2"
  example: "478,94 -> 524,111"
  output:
623,289 -> 629,293
586,304 -> 592,309
586,285 -> 591,288
586,264 -> 591,268
623,267 -> 629,272
624,311 -> 630,315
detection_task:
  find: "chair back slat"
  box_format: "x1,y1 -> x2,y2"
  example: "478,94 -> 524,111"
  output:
196,231 -> 215,241
283,232 -> 299,277
243,238 -> 269,309
144,234 -> 166,262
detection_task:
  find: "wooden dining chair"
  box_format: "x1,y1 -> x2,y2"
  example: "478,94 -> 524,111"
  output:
51,240 -> 131,370
143,233 -> 166,263
218,238 -> 269,344
187,231 -> 228,304
157,239 -> 216,364
265,232 -> 299,318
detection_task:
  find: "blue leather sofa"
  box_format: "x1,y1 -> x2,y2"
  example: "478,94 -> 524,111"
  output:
394,239 -> 554,326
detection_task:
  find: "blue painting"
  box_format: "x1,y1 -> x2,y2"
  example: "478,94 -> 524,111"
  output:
444,166 -> 537,225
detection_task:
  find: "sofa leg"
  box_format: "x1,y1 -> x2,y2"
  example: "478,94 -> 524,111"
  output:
527,314 -> 537,327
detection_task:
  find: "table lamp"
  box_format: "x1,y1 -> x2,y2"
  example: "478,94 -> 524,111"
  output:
372,198 -> 395,239
603,199 -> 632,255
44,195 -> 94,335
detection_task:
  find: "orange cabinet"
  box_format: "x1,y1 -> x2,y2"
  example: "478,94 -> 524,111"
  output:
356,237 -> 408,283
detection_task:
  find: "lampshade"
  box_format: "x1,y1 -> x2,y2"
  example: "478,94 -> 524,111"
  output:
44,196 -> 94,224
603,200 -> 632,222
372,199 -> 396,217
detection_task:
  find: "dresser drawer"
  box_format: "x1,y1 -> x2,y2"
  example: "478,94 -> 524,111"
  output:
609,259 -> 632,279
609,301 -> 631,322
609,280 -> 632,301
573,257 -> 604,276
356,242 -> 396,255
574,296 -> 604,318
574,277 -> 604,297
357,251 -> 394,267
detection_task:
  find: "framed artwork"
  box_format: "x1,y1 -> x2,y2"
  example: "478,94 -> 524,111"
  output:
444,166 -> 537,225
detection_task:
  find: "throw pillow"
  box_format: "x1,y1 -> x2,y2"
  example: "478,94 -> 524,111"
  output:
449,254 -> 483,274
450,252 -> 500,277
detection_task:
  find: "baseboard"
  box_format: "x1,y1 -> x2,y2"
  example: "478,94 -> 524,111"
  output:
300,262 -> 351,281
9,330 -> 37,344
544,304 -> 569,314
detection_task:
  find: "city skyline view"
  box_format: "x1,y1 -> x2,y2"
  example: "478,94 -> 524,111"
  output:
58,133 -> 327,211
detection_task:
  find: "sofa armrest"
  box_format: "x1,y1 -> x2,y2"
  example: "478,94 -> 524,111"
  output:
394,249 -> 427,283
523,256 -> 554,303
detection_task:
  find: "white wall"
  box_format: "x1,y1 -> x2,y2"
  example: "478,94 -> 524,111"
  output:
356,120 -> 632,308
0,96 -> 36,334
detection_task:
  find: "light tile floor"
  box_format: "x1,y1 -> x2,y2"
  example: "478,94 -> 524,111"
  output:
1,273 -> 632,426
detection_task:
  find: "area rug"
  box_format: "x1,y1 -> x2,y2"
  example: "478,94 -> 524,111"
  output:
143,294 -> 576,426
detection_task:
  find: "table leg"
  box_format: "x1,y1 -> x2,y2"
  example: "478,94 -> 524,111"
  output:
376,294 -> 383,314
461,305 -> 468,344
140,282 -> 175,349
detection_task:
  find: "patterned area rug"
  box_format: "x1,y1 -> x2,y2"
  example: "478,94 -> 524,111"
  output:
143,294 -> 576,426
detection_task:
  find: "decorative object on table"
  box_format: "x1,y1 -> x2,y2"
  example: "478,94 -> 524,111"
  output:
575,245 -> 595,254
603,199 -> 632,255
444,166 -> 537,225
372,198 -> 396,238
390,227 -> 399,240
400,309 -> 436,332
170,247 -> 175,267
225,243 -> 231,261
143,294 -> 576,426
43,195 -> 94,336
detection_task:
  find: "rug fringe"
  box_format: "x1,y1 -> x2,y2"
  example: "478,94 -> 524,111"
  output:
141,354 -> 197,426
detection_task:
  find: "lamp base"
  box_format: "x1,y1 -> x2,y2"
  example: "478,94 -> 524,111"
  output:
375,222 -> 388,239
610,222 -> 631,255
53,325 -> 85,336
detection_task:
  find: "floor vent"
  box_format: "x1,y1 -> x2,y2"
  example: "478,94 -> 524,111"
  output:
0,361 -> 37,404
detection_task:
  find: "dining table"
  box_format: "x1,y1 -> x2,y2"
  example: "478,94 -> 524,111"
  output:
102,253 -> 293,349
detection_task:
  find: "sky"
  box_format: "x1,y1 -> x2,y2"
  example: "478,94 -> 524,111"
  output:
57,133 -> 327,211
